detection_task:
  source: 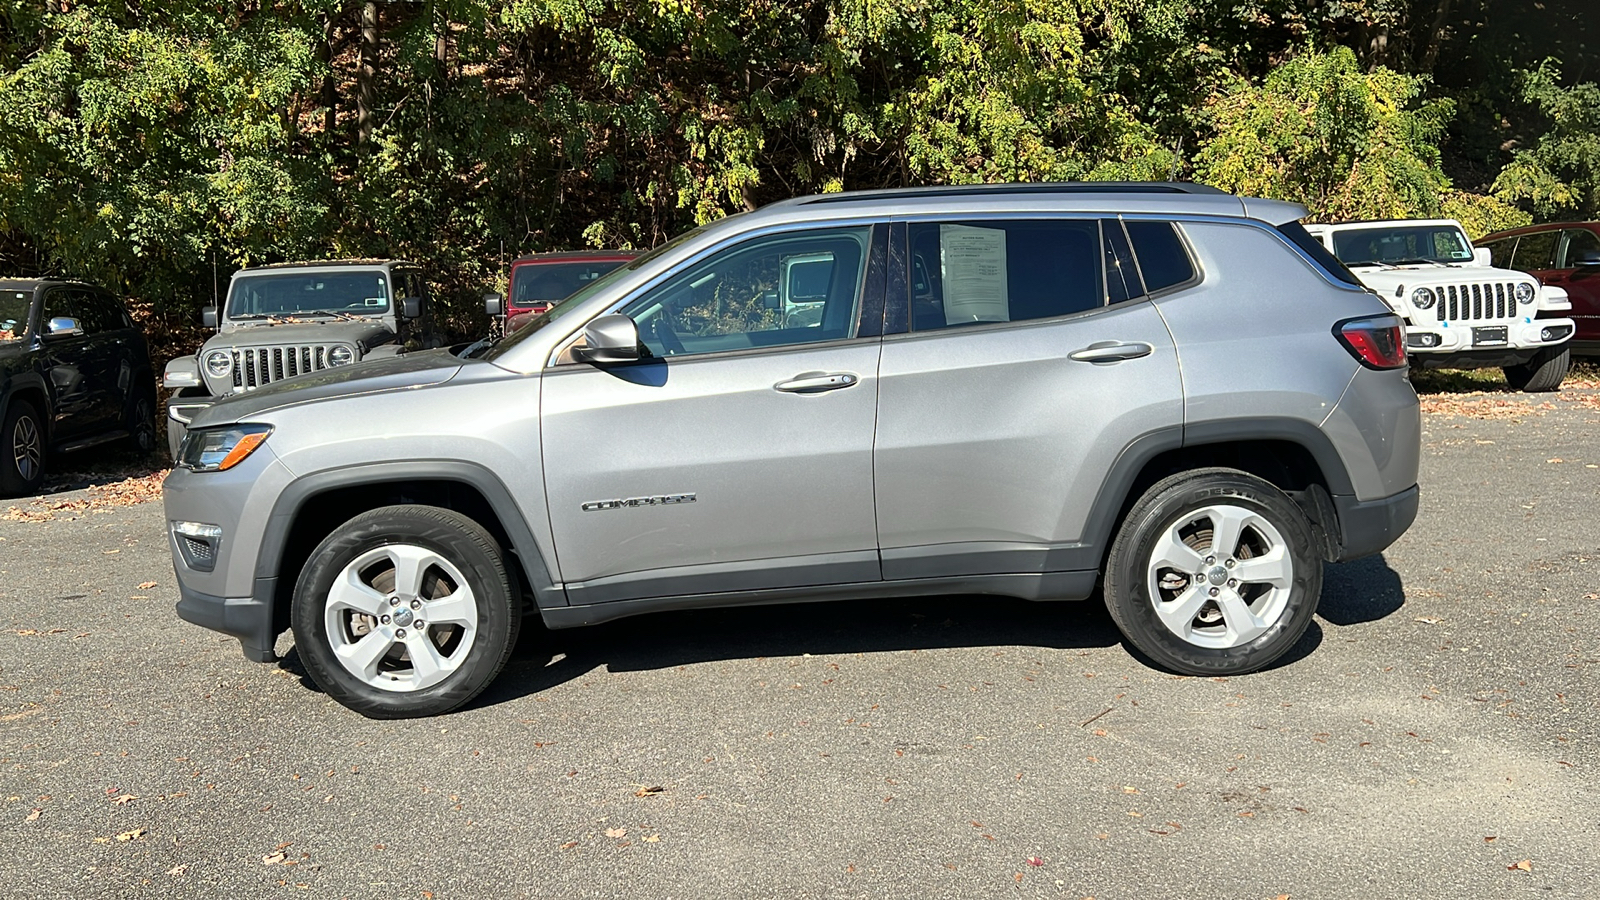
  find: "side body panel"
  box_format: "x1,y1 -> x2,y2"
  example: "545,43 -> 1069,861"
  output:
873,301 -> 1182,579
539,342 -> 883,603
1154,221 -> 1406,501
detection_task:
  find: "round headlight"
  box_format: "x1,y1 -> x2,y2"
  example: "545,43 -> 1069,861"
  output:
1514,282 -> 1535,304
204,350 -> 233,378
1410,287 -> 1436,309
328,345 -> 354,366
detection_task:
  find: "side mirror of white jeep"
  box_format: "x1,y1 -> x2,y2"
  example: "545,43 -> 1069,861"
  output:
1473,247 -> 1492,267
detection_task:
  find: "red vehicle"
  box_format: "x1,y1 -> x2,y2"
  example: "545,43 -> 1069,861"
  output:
1478,222 -> 1600,355
492,250 -> 639,331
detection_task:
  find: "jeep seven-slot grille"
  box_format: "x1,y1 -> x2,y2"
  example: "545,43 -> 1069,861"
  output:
1434,283 -> 1521,323
230,346 -> 339,389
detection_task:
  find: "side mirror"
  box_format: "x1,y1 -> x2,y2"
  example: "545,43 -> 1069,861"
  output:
483,293 -> 504,317
46,316 -> 82,337
401,296 -> 421,319
202,306 -> 218,328
574,314 -> 642,364
1473,247 -> 1492,267
1575,249 -> 1600,268
762,290 -> 781,310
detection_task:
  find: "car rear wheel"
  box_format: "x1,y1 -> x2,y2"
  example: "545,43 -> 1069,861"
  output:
0,399 -> 45,497
1104,468 -> 1322,676
291,505 -> 520,718
126,391 -> 157,454
1503,345 -> 1570,393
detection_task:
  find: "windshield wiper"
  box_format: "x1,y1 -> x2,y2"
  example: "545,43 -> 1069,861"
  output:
1389,258 -> 1447,267
297,309 -> 364,321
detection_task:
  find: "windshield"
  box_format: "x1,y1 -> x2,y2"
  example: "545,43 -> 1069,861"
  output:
484,228 -> 704,362
227,271 -> 390,319
510,260 -> 630,307
1330,225 -> 1474,266
0,291 -> 29,341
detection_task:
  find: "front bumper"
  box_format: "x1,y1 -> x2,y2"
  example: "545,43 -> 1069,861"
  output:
1403,315 -> 1574,360
175,583 -> 278,663
164,448 -> 296,662
1333,484 -> 1419,562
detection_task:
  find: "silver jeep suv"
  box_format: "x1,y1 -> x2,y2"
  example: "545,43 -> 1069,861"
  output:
163,183 -> 1421,718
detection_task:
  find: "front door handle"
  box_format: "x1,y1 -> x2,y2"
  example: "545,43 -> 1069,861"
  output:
775,372 -> 859,393
1069,341 -> 1154,363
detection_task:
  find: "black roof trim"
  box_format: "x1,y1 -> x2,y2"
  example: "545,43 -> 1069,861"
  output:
245,259 -> 411,271
799,182 -> 1227,205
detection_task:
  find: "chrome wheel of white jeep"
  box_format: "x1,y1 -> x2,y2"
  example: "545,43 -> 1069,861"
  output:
1145,504 -> 1293,649
324,543 -> 480,692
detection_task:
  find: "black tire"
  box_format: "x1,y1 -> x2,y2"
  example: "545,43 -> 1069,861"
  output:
126,390 -> 157,454
290,505 -> 521,718
0,398 -> 46,497
1103,468 -> 1323,676
1503,345 -> 1570,393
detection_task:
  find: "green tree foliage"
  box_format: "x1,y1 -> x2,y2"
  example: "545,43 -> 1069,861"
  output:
0,0 -> 1591,341
1492,60 -> 1600,220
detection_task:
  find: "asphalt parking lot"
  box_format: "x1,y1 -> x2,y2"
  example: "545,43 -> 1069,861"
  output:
3,375 -> 1597,900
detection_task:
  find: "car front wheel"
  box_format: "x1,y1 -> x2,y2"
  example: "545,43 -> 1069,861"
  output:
290,505 -> 521,718
1103,468 -> 1322,676
0,398 -> 45,497
1503,345 -> 1570,393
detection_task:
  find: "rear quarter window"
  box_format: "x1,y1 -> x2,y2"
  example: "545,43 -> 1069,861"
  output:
1272,222 -> 1363,287
1125,221 -> 1198,292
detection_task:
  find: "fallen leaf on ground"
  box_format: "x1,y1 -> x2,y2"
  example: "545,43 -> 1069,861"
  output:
137,581 -> 157,590
262,851 -> 286,865
559,841 -> 577,850
1414,616 -> 1443,624
116,827 -> 145,842
110,794 -> 137,805
166,864 -> 188,876
1510,859 -> 1532,872
644,834 -> 660,843
604,827 -> 626,838
1026,856 -> 1044,866
26,808 -> 42,821
633,785 -> 664,797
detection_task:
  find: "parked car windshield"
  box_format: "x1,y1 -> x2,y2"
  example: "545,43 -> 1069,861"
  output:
511,261 -> 630,307
485,228 -> 704,361
1330,225 -> 1474,266
0,291 -> 29,341
227,271 -> 390,319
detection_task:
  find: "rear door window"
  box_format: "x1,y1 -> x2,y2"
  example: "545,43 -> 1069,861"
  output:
906,219 -> 1103,331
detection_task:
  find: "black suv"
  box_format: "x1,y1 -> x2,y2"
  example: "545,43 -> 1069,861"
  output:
0,279 -> 156,495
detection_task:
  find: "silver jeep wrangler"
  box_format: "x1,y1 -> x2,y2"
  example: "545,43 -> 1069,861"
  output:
164,184 -> 1421,718
162,260 -> 434,458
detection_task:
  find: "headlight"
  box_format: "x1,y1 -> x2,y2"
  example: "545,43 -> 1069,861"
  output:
1514,282 -> 1535,304
1410,287 -> 1436,309
328,345 -> 354,366
179,424 -> 272,472
204,350 -> 234,378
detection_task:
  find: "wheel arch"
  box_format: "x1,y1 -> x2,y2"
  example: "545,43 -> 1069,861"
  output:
0,375 -> 56,444
1085,419 -> 1356,571
255,462 -> 562,639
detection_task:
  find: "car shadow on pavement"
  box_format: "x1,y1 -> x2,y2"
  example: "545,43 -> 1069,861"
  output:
275,556 -> 1407,709
1317,553 -> 1406,627
466,593 -> 1127,710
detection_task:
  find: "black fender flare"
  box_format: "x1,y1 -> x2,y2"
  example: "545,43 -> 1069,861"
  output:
1076,418 -> 1358,568
252,460 -> 562,613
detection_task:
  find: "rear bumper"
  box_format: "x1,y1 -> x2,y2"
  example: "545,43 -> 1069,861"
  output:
1333,484 -> 1419,562
175,581 -> 278,663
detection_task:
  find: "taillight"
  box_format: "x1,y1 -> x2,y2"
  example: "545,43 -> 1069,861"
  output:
1335,315 -> 1407,369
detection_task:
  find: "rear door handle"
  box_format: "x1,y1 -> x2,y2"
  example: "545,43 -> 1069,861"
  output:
1069,341 -> 1153,363
775,372 -> 859,393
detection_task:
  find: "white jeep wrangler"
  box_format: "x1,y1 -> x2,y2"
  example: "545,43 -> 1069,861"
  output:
1307,220 -> 1575,391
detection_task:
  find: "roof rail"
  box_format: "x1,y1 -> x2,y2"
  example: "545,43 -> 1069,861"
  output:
798,181 -> 1227,205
